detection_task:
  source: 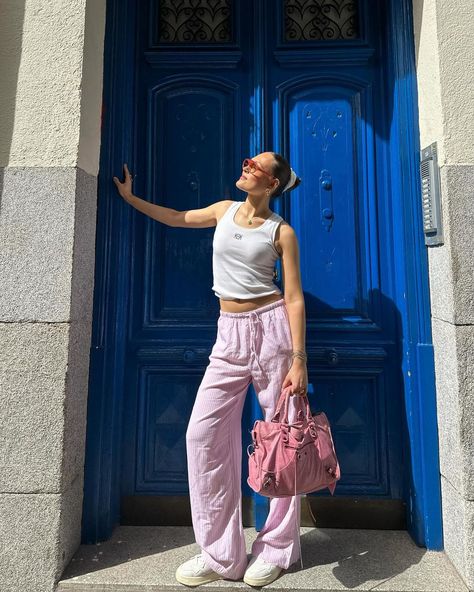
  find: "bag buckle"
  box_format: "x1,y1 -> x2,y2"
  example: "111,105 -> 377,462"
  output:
263,473 -> 274,488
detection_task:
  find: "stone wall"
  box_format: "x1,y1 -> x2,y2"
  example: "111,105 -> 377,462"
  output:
411,0 -> 474,588
0,1 -> 106,591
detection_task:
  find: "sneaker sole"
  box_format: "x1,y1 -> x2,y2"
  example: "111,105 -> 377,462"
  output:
175,570 -> 223,586
243,569 -> 282,587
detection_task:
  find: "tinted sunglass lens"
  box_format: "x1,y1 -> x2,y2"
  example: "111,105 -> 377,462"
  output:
243,159 -> 255,173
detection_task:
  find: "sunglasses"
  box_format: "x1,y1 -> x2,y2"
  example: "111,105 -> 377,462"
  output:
242,158 -> 276,180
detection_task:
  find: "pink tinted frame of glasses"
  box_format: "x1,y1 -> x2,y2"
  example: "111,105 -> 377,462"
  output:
242,158 -> 276,180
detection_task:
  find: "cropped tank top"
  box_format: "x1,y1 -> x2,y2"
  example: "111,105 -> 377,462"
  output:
211,200 -> 284,300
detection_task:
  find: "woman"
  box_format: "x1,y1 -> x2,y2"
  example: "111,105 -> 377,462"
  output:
113,153 -> 307,587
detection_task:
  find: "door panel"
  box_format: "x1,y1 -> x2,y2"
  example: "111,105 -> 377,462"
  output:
121,0 -> 255,511
265,0 -> 404,505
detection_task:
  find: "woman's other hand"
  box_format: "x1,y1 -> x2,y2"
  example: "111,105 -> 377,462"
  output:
113,163 -> 134,201
281,358 -> 308,396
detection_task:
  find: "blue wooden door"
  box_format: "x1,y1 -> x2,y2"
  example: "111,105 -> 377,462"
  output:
120,0 -> 405,526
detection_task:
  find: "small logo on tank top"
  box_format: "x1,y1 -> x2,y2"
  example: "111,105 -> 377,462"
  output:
233,233 -> 242,240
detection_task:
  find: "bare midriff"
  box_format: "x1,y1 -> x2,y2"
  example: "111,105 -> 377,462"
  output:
219,292 -> 283,313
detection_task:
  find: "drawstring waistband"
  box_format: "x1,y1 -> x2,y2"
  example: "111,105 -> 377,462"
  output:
219,297 -> 285,378
248,310 -> 265,375
218,309 -> 269,377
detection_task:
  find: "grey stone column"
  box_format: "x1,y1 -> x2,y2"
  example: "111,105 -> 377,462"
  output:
0,1 -> 106,591
412,0 -> 474,588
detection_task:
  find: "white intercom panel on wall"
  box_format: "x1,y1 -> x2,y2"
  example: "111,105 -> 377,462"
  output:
420,142 -> 444,246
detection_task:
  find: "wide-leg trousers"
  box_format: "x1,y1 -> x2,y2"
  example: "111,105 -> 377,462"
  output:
185,297 -> 302,580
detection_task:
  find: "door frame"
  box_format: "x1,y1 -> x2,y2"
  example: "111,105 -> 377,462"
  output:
81,0 -> 443,550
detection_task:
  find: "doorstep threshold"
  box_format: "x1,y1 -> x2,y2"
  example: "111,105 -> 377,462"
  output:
56,525 -> 468,592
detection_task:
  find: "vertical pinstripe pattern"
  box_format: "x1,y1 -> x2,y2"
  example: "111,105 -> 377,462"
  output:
185,297 -> 302,580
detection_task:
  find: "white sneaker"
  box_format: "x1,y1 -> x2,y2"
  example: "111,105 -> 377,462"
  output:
243,555 -> 283,587
175,553 -> 223,586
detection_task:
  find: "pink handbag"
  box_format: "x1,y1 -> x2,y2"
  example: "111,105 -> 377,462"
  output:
247,384 -> 341,569
247,384 -> 340,497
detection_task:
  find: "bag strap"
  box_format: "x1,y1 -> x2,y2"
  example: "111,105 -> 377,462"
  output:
272,388 -> 314,426
271,385 -> 293,423
300,393 -> 313,422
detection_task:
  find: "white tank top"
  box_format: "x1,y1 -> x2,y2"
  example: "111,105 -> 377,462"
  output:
211,200 -> 284,300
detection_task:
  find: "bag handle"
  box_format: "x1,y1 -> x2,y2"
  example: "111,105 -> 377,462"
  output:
293,392 -> 315,426
272,386 -> 315,427
271,385 -> 293,423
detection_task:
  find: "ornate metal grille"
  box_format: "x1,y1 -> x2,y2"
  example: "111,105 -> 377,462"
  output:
284,0 -> 359,41
158,0 -> 232,44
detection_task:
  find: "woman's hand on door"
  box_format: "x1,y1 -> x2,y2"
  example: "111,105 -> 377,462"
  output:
113,163 -> 134,202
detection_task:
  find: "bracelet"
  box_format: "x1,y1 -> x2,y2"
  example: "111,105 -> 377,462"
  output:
291,350 -> 307,362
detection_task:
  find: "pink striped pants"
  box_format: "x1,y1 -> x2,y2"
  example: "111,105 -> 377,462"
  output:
185,297 -> 302,580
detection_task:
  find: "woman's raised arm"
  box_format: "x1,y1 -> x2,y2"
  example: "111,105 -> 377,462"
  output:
173,200 -> 232,228
113,163 -> 230,228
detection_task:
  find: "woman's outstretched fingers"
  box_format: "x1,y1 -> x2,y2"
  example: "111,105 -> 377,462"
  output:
112,163 -> 133,200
